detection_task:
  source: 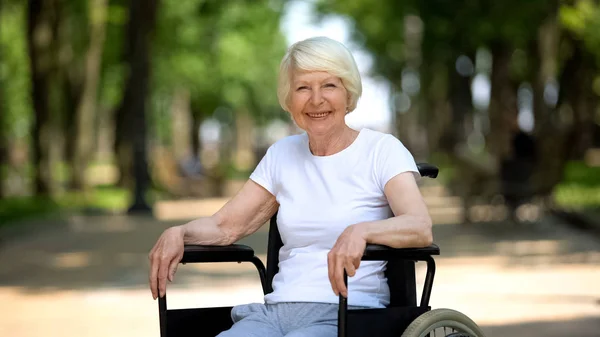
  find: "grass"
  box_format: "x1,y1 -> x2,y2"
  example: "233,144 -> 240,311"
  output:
553,161 -> 600,210
0,186 -> 130,227
428,152 -> 600,210
2,159 -> 599,226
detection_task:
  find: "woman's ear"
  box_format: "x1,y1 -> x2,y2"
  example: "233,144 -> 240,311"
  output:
346,95 -> 352,113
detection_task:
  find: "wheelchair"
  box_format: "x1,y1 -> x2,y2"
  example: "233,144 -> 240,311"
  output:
157,163 -> 485,337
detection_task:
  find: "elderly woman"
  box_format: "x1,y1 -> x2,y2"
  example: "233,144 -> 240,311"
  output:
149,36 -> 433,337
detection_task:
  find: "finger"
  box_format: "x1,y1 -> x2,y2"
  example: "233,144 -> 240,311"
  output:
149,254 -> 159,300
167,257 -> 179,282
353,255 -> 361,270
327,252 -> 338,296
149,243 -> 157,260
334,256 -> 346,297
339,260 -> 355,297
335,260 -> 348,297
345,259 -> 357,277
158,257 -> 170,298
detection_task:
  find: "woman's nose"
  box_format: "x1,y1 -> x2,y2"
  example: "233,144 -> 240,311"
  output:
310,89 -> 324,105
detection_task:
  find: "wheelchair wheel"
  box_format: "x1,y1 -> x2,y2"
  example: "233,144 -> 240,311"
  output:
401,308 -> 485,337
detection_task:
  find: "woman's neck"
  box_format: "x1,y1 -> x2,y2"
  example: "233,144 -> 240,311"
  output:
308,126 -> 359,156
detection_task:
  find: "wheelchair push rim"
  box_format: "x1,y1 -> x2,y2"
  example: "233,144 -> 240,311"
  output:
401,308 -> 485,337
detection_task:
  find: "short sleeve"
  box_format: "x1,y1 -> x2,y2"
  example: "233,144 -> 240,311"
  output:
249,144 -> 278,196
375,135 -> 420,191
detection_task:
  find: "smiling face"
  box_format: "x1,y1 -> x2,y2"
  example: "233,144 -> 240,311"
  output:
288,71 -> 349,137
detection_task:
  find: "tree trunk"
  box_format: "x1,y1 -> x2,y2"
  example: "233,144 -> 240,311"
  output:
393,79 -> 428,159
27,0 -> 60,195
419,61 -> 446,154
0,37 -> 5,197
114,0 -> 160,212
232,108 -> 256,173
69,0 -> 108,190
397,14 -> 427,159
63,65 -> 82,183
0,89 -> 5,198
533,21 -> 596,198
114,105 -> 133,188
487,42 -> 519,162
447,53 -> 474,151
532,14 -> 564,197
191,114 -> 202,159
171,87 -> 192,162
566,56 -> 597,160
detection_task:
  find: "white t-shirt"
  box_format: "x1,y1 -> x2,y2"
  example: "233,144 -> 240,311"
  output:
249,128 -> 419,308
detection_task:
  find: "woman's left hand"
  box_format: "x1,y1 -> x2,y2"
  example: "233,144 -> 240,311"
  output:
327,224 -> 368,297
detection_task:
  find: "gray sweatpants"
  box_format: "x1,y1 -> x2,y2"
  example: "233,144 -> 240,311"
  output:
216,302 -> 366,337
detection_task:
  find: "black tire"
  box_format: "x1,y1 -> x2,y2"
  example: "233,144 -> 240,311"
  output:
401,308 -> 485,337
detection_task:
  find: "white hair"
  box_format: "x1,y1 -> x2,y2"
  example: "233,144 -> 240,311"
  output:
277,36 -> 362,113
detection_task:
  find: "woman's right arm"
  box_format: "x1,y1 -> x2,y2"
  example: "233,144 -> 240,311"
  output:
149,180 -> 278,299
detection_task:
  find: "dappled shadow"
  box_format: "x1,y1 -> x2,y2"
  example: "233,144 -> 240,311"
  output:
430,215 -> 600,268
1,214 -> 269,293
482,316 -> 600,337
1,211 -> 599,293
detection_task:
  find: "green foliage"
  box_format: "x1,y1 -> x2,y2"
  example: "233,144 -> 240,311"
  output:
561,0 -> 600,61
0,182 -> 174,225
560,160 -> 600,186
0,186 -> 128,225
0,196 -> 61,226
317,0 -> 600,210
152,0 -> 288,131
0,2 -> 33,140
0,0 -> 290,202
99,1 -> 128,112
553,161 -> 600,209
554,185 -> 600,209
317,0 -> 554,77
315,1 -> 408,78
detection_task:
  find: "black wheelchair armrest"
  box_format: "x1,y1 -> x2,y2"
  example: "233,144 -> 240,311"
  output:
362,243 -> 440,261
181,244 -> 256,263
416,163 -> 439,178
180,244 -> 269,294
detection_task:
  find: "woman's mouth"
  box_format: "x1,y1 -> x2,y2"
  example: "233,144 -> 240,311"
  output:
307,111 -> 330,118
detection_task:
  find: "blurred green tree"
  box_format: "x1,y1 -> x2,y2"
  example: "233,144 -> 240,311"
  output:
113,0 -> 160,212
68,0 -> 109,190
3,0 -> 287,205
317,0 -> 600,208
150,0 -> 287,180
26,0 -> 65,195
0,0 -> 33,197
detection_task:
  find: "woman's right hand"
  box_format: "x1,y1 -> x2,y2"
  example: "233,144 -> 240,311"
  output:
149,226 -> 185,299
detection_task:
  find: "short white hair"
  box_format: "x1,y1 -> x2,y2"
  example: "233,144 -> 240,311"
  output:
277,36 -> 362,113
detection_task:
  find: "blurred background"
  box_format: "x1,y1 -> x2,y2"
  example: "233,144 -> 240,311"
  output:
0,0 -> 599,336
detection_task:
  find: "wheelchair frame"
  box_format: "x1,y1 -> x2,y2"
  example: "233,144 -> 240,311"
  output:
158,163 -> 441,337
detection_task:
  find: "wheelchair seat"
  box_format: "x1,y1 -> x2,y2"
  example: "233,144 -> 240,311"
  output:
156,163 -> 485,337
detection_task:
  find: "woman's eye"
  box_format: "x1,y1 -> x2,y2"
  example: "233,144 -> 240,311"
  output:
296,86 -> 308,91
324,83 -> 336,88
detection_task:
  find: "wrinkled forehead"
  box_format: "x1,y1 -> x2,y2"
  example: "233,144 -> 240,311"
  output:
291,70 -> 340,83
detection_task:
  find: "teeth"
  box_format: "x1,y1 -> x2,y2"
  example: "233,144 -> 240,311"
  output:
308,112 -> 328,118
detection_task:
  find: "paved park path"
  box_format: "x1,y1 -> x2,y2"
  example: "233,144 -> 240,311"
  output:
1,194 -> 599,337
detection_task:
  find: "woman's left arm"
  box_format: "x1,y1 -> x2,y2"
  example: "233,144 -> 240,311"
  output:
327,171 -> 433,297
359,171 -> 433,248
